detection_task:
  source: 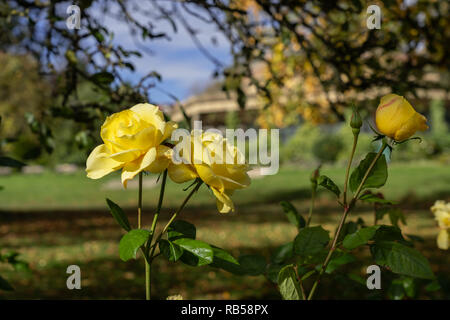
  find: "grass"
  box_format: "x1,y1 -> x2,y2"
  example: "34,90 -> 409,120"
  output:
0,162 -> 449,299
1,162 -> 449,210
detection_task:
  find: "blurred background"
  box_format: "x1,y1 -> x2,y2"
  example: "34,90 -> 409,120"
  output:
0,0 -> 449,299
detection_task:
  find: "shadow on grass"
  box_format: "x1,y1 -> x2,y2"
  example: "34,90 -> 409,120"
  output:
1,188 -> 449,300
2,240 -> 449,300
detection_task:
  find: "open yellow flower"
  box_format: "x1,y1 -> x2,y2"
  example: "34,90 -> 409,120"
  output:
86,103 -> 177,187
431,200 -> 450,250
168,131 -> 251,213
375,94 -> 428,141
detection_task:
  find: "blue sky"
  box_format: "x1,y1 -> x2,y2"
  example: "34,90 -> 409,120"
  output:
97,2 -> 233,104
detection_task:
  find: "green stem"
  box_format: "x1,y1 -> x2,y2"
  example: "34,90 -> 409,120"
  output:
145,257 -> 150,300
306,187 -> 316,227
149,181 -> 203,261
145,170 -> 168,300
138,172 -> 143,229
307,205 -> 351,300
148,170 -> 168,253
307,141 -> 388,300
135,172 -> 150,300
343,133 -> 359,207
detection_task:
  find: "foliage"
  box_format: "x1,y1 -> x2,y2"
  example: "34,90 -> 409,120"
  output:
281,123 -> 323,164
0,118 -> 29,292
0,0 -> 448,148
270,112 -> 440,300
312,134 -> 344,163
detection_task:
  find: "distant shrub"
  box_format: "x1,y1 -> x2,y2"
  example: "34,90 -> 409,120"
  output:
312,134 -> 343,163
281,123 -> 322,164
281,99 -> 449,166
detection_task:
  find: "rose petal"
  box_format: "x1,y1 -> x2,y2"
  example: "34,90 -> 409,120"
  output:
121,148 -> 157,188
86,144 -> 124,179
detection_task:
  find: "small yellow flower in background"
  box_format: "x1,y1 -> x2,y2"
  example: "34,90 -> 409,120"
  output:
375,93 -> 428,141
86,103 -> 177,187
168,131 -> 251,213
430,200 -> 450,250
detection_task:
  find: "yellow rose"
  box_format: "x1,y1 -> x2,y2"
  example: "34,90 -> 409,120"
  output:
168,131 -> 251,213
375,94 -> 428,141
431,200 -> 450,250
86,103 -> 177,187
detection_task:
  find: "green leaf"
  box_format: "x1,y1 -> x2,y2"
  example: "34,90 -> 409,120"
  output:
209,246 -> 240,273
343,226 -> 380,250
348,273 -> 366,286
90,71 -> 114,85
349,153 -> 387,193
0,156 -> 25,168
271,242 -> 293,264
318,175 -> 341,197
168,220 -> 196,240
12,261 -> 30,273
159,239 -> 183,262
388,279 -> 405,300
266,263 -> 284,283
359,193 -> 395,204
375,206 -> 390,222
325,252 -> 356,274
238,254 -> 266,276
371,241 -> 434,279
425,280 -> 441,292
278,265 -> 302,300
92,30 -> 104,42
297,248 -> 328,265
119,229 -> 151,262
388,208 -> 407,228
280,201 -> 305,229
294,226 -> 330,256
337,221 -> 359,243
0,275 -> 13,291
173,238 -> 213,266
402,277 -> 416,298
106,199 -> 131,232
300,269 -> 316,281
373,225 -> 405,242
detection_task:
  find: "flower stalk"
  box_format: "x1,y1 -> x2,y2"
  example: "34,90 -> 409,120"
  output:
144,170 -> 168,300
307,168 -> 320,226
307,140 -> 388,300
148,180 -> 203,264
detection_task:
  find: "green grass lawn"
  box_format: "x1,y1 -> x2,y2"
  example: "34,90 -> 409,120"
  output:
1,162 -> 449,210
0,162 -> 449,299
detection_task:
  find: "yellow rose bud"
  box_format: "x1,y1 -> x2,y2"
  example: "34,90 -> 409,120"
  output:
168,131 -> 251,214
86,103 -> 177,188
375,94 -> 428,141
